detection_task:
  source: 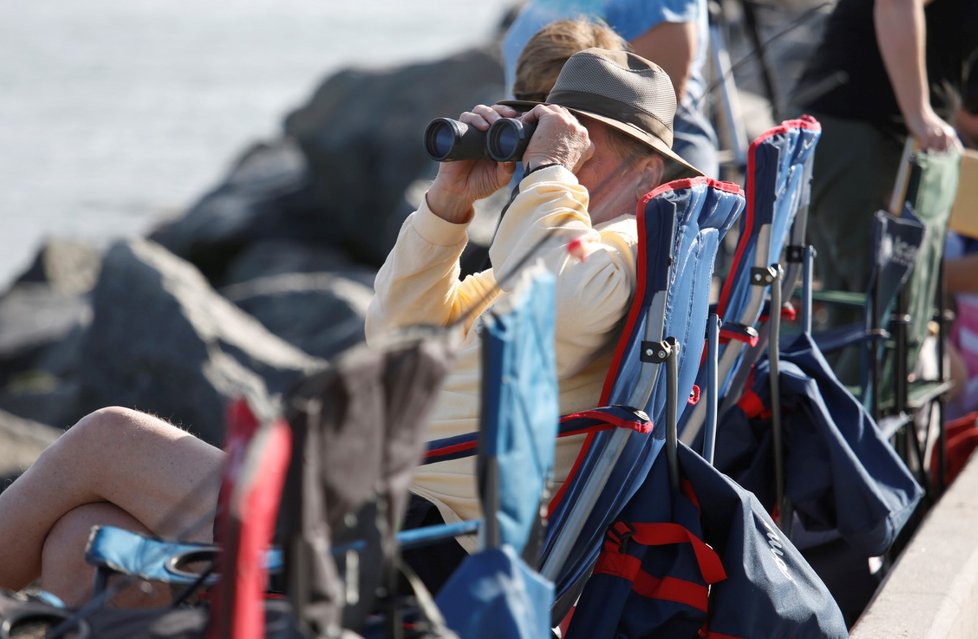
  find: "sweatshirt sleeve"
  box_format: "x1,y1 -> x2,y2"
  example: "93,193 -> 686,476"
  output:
490,165 -> 638,376
365,198 -> 498,344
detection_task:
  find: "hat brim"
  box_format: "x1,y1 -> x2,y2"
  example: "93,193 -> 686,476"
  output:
499,99 -> 704,180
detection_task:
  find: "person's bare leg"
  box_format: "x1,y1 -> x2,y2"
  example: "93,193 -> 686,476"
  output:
41,502 -> 172,608
0,406 -> 224,590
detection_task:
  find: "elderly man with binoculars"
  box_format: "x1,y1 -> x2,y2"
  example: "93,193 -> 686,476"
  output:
367,47 -> 702,591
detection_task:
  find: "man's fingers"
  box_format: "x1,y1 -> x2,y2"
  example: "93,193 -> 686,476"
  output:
459,104 -> 503,130
491,104 -> 519,118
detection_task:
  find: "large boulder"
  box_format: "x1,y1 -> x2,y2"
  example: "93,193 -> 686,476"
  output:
222,270 -> 373,362
221,240 -> 376,287
284,46 -> 504,265
78,239 -> 326,445
149,46 -> 503,283
149,138 -> 318,283
0,283 -> 91,385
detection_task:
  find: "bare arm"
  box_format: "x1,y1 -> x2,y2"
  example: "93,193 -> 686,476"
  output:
629,21 -> 697,103
874,0 -> 959,151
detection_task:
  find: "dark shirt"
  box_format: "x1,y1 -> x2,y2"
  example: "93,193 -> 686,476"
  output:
796,0 -> 978,129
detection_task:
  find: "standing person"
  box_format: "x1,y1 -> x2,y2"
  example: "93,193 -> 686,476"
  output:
0,48 -> 699,604
502,0 -> 719,179
793,0 -> 978,331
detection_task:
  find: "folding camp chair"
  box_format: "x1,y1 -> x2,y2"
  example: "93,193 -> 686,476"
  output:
82,336 -> 454,639
567,416 -> 848,639
680,116 -> 821,445
83,398 -> 290,606
423,177 -> 745,625
812,145 -> 961,494
29,398 -> 298,639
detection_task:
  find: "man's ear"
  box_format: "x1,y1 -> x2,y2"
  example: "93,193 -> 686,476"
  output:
634,155 -> 666,200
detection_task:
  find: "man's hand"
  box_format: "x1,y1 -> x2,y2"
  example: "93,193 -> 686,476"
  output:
520,104 -> 593,172
907,106 -> 962,152
427,104 -> 519,224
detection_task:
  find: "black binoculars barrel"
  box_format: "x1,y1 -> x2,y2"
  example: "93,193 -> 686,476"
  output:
487,119 -> 536,162
423,117 -> 536,163
424,118 -> 485,161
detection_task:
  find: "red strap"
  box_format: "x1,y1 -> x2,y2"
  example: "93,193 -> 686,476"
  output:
593,552 -> 712,612
719,328 -> 759,347
736,388 -> 767,420
628,523 -> 728,585
759,303 -> 797,323
681,480 -> 701,513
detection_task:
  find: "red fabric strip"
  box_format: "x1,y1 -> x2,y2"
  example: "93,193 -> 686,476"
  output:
628,523 -> 727,584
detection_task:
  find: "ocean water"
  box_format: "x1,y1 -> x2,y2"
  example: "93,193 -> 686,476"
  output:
0,0 -> 514,289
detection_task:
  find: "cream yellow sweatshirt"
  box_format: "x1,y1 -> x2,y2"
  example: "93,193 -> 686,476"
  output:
365,165 -> 638,548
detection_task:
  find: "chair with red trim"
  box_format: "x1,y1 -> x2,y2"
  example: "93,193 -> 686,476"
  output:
423,176 -> 745,625
565,413 -> 848,638
680,116 -> 822,446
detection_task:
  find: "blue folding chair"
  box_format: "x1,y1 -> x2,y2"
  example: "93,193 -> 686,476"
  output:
680,116 -> 821,445
424,177 -> 745,625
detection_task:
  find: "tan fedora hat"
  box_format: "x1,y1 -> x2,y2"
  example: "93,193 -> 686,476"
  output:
501,47 -> 703,179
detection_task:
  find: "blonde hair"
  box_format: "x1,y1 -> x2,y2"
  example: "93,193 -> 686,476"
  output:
512,18 -> 630,101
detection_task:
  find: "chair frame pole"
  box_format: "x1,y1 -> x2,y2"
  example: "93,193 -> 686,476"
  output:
703,314 -> 722,466
768,264 -> 788,529
665,337 -> 681,493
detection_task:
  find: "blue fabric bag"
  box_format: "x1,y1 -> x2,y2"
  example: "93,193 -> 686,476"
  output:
568,443 -> 847,639
715,331 -> 924,556
436,546 -> 554,639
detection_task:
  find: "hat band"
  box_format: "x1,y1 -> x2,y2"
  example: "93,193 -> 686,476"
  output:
547,88 -> 673,148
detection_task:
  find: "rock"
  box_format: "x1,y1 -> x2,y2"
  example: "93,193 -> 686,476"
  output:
284,46 -> 504,265
0,283 -> 91,384
148,46 -> 503,281
78,239 -> 326,445
222,270 -> 373,361
0,409 -> 63,491
149,138 -> 320,282
221,240 -> 376,288
0,377 -> 81,434
13,237 -> 103,294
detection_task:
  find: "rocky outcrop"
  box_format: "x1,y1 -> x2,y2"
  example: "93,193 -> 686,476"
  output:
0,42 -> 505,452
221,269 -> 373,362
77,239 -> 327,445
150,47 -> 504,284
283,46 -> 504,266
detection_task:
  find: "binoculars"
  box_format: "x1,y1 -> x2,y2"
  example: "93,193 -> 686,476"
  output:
424,117 -> 537,162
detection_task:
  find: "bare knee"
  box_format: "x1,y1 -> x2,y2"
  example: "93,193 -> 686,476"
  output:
58,406 -> 183,459
70,405 -> 166,439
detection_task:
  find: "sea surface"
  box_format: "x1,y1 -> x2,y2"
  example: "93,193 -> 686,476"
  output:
0,0 -> 514,289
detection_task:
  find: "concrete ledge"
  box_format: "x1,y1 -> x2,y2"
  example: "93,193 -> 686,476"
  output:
851,454 -> 978,638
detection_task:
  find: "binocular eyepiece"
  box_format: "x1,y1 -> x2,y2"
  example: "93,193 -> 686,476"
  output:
424,117 -> 536,163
